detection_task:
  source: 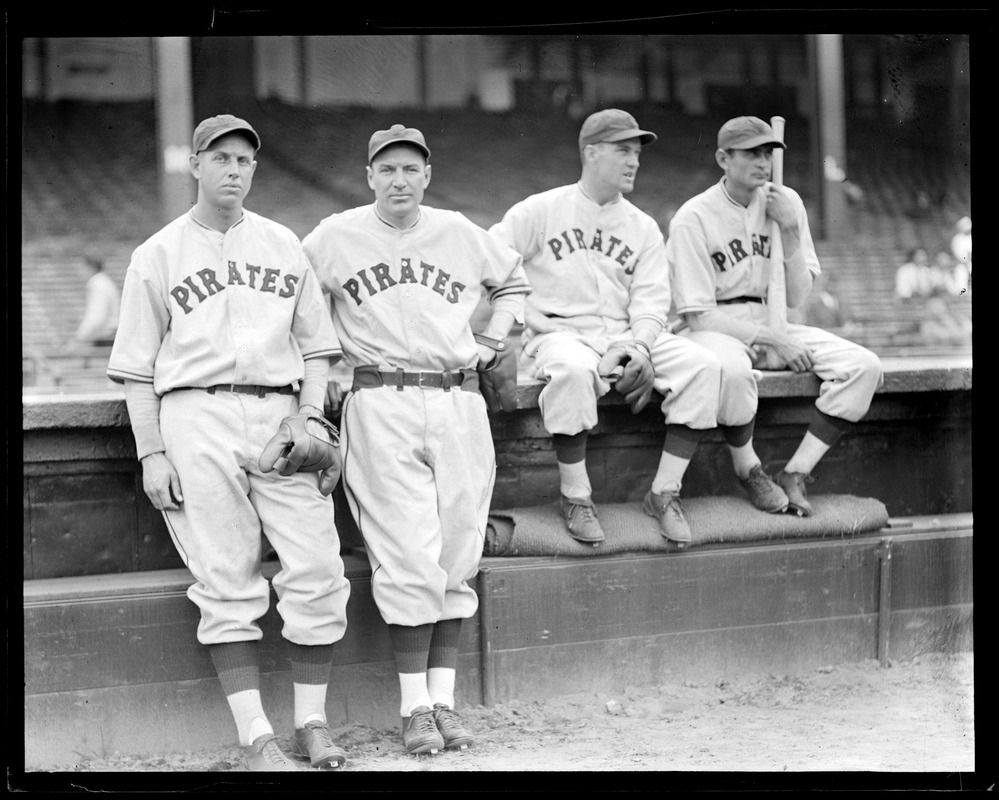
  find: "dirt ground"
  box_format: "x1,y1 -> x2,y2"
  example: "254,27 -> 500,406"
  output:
30,651 -> 978,790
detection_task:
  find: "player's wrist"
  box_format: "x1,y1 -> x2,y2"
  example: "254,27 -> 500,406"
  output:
473,332 -> 509,353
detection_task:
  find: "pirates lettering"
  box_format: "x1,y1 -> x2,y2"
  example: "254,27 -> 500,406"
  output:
169,261 -> 299,314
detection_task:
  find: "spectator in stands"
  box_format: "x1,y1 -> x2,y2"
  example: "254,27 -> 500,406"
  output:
930,251 -> 959,297
894,247 -> 933,302
68,257 -> 120,348
949,216 -> 972,294
920,296 -> 972,347
790,271 -> 855,336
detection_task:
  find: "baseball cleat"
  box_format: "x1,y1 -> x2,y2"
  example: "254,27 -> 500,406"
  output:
242,733 -> 300,771
642,489 -> 692,545
559,494 -> 605,545
294,720 -> 347,769
775,470 -> 815,517
739,464 -> 790,513
433,703 -> 474,750
402,706 -> 446,755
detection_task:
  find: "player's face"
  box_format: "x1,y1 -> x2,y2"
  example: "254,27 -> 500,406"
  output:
191,133 -> 257,209
367,144 -> 431,226
720,146 -> 775,192
588,139 -> 643,195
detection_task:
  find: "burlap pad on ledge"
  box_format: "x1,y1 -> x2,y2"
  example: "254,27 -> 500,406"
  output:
485,494 -> 890,557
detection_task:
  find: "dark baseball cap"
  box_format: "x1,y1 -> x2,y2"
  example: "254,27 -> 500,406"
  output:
578,109 -> 657,150
193,114 -> 261,153
368,124 -> 431,163
717,116 -> 786,151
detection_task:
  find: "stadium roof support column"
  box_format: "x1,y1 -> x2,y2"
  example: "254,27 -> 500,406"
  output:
153,37 -> 195,225
810,33 -> 848,241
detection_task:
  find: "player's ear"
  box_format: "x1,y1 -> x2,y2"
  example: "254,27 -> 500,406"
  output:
189,152 -> 201,179
365,165 -> 375,191
715,148 -> 730,170
423,163 -> 432,187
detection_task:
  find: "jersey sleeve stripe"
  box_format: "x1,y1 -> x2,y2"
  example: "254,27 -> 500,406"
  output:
106,368 -> 155,385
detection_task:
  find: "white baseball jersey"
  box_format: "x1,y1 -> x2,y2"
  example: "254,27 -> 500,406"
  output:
489,183 -> 720,436
108,209 -> 341,393
107,208 -> 350,648
666,178 -> 820,315
302,203 -> 530,627
489,183 -> 669,331
666,178 -> 882,424
304,204 -> 530,370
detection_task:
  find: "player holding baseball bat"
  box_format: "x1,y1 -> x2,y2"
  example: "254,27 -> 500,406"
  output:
666,115 -> 883,517
764,116 -> 788,369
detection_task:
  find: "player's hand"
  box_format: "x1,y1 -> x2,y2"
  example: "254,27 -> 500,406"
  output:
476,343 -> 498,369
140,452 -> 183,510
764,183 -> 798,232
325,377 -> 345,418
769,332 -> 814,373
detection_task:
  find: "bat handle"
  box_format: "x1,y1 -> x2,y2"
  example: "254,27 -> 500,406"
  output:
770,115 -> 786,187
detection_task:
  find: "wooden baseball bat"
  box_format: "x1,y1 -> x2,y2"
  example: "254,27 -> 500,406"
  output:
765,115 -> 787,370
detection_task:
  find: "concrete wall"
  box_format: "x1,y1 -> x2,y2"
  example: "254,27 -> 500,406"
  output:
22,358 -> 972,580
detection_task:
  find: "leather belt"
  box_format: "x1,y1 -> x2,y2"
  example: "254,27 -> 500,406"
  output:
351,366 -> 479,393
203,384 -> 295,397
717,296 -> 764,305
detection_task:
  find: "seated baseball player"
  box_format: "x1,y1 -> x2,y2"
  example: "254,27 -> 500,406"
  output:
665,115 -> 885,516
108,115 -> 352,771
489,108 -> 723,547
302,124 -> 530,756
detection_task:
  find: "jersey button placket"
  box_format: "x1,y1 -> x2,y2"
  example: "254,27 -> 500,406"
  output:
224,234 -> 252,383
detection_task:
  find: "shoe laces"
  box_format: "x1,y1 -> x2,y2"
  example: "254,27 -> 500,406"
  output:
568,502 -> 597,525
260,737 -> 291,766
434,705 -> 462,728
306,722 -> 334,748
745,467 -> 773,490
410,709 -> 438,735
653,493 -> 685,520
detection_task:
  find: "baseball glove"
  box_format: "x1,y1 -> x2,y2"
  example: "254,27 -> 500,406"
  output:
597,342 -> 655,414
259,412 -> 342,495
475,333 -> 518,413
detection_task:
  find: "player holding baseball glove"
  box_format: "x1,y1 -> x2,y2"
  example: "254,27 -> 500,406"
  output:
303,124 -> 529,756
108,115 -> 351,772
489,109 -> 722,547
666,116 -> 884,516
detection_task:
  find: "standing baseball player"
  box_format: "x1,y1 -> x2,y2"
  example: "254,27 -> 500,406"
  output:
666,116 -> 884,515
107,114 -> 352,771
302,124 -> 530,756
488,108 -> 722,546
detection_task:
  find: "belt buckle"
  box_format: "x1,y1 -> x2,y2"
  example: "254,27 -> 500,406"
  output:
441,371 -> 452,392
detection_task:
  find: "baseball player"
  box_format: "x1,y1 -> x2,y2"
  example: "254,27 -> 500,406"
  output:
489,108 -> 723,547
107,115 -> 352,771
666,115 -> 885,515
302,124 -> 530,756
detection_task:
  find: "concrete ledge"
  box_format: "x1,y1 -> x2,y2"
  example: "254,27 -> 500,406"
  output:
20,355 -> 973,430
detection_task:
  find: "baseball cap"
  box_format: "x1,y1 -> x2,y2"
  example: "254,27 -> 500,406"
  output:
368,124 -> 431,163
578,109 -> 657,150
192,114 -> 261,153
717,116 -> 786,151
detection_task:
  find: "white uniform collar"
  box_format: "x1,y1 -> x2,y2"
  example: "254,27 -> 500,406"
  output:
718,177 -> 763,210
374,204 -> 422,230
